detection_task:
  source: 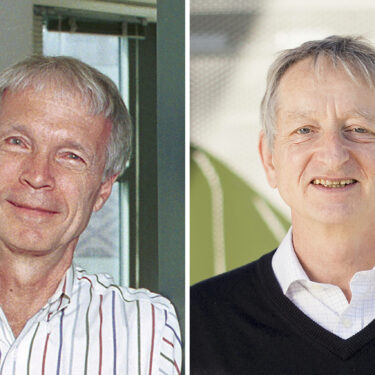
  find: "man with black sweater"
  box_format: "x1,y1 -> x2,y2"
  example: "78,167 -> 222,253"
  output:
191,35 -> 375,374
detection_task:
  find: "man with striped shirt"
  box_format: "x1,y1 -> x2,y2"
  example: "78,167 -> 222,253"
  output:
192,36 -> 375,374
0,56 -> 181,374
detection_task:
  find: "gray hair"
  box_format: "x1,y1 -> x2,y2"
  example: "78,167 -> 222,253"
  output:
0,55 -> 132,179
260,35 -> 375,148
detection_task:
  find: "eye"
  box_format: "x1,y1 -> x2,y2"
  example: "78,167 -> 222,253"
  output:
2,136 -> 28,150
353,127 -> 368,133
66,153 -> 83,162
7,137 -> 24,146
344,125 -> 375,142
296,127 -> 311,135
57,151 -> 87,170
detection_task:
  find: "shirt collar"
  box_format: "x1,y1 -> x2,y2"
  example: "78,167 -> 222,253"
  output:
272,227 -> 310,294
46,264 -> 75,316
272,227 -> 375,296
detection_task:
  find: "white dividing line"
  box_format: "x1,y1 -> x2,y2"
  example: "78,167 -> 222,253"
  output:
192,150 -> 227,275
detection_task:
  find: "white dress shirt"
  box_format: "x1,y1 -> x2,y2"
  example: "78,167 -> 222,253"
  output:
272,228 -> 375,339
0,265 -> 181,374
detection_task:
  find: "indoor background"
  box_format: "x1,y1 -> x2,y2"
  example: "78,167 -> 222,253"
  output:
0,0 -> 185,345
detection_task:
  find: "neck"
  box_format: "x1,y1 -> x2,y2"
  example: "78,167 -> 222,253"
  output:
0,241 -> 75,289
292,217 -> 375,301
0,241 -> 76,337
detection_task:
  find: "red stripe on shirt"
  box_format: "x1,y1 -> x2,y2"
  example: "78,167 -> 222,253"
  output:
41,333 -> 50,375
78,276 -> 94,287
148,304 -> 155,375
174,360 -> 181,375
162,337 -> 174,347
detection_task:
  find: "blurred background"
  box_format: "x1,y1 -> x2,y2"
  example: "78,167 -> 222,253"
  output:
190,0 -> 375,284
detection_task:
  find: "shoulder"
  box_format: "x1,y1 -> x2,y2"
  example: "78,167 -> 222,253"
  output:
191,250 -> 276,305
71,268 -> 182,373
73,267 -> 177,317
190,251 -> 278,373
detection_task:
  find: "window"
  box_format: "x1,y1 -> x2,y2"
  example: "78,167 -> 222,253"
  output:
43,30 -> 130,285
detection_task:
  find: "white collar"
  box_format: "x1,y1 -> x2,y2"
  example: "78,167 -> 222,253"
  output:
272,227 -> 310,294
272,227 -> 375,295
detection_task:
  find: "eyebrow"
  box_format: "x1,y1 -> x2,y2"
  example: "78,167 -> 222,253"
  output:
282,111 -> 317,120
0,123 -> 31,135
343,109 -> 375,121
0,123 -> 94,157
59,140 -> 93,159
282,109 -> 375,122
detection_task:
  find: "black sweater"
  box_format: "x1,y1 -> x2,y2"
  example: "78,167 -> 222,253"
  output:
191,251 -> 375,374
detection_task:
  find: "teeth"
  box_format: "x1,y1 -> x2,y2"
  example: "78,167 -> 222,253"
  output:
312,179 -> 356,188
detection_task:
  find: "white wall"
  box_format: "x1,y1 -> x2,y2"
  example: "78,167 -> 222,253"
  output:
0,0 -> 33,71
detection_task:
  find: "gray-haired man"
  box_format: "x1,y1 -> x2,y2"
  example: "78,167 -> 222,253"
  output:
0,56 -> 181,374
191,35 -> 375,374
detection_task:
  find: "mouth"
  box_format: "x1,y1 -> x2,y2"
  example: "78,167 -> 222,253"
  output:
8,200 -> 58,214
311,178 -> 357,188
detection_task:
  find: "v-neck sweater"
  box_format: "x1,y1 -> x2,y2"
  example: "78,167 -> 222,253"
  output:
191,251 -> 375,374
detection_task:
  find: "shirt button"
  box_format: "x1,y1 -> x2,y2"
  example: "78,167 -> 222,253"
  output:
342,318 -> 352,328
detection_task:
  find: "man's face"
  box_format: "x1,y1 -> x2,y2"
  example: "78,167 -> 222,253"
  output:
260,57 -> 375,227
0,87 -> 116,255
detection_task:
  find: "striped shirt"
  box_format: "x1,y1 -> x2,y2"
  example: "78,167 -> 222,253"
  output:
0,265 -> 182,375
272,227 -> 375,339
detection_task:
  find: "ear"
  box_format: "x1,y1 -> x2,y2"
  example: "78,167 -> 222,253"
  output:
93,173 -> 119,212
258,131 -> 277,189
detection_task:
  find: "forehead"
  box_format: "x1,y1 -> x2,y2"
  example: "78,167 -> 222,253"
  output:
1,84 -> 88,113
276,57 -> 375,118
278,57 -> 365,92
1,85 -> 108,125
0,87 -> 111,151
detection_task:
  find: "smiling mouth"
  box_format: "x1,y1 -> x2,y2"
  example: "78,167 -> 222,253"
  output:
8,201 -> 58,214
311,179 -> 357,188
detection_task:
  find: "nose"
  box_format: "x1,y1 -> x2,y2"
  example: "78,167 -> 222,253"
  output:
19,152 -> 55,190
315,130 -> 350,169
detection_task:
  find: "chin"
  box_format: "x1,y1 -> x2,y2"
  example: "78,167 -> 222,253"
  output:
309,207 -> 359,226
6,230 -> 55,255
8,241 -> 55,255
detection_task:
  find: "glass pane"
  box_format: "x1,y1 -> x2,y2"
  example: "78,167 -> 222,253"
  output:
75,183 -> 120,281
43,30 -> 129,285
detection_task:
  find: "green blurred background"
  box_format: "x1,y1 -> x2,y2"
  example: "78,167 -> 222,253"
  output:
191,147 -> 289,285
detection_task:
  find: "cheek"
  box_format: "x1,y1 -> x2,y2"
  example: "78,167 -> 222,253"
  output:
68,176 -> 103,209
0,157 -> 29,193
0,153 -> 22,172
273,144 -> 310,186
355,144 -> 375,162
58,175 -> 99,209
